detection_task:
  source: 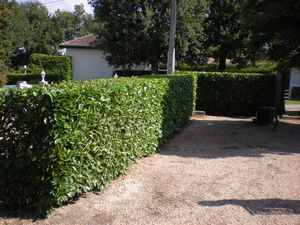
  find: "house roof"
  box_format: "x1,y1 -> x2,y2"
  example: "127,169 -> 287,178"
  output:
59,34 -> 97,49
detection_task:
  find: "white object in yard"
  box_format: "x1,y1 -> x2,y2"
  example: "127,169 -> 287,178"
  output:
17,81 -> 32,89
24,65 -> 27,74
113,73 -> 118,78
39,70 -> 48,86
289,70 -> 300,99
6,85 -> 17,88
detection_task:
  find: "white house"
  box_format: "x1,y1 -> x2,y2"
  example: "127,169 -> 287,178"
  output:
59,34 -> 148,81
289,70 -> 300,100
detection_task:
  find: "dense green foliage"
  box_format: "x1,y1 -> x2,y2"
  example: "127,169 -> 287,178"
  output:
6,1 -> 96,69
0,1 -> 10,87
241,0 -> 300,70
114,70 -> 166,77
204,0 -> 247,70
29,54 -> 72,81
91,0 -> 207,73
0,75 -> 195,215
177,71 -> 276,116
6,73 -> 62,85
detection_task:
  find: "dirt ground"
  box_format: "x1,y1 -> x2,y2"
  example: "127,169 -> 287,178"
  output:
1,115 -> 300,225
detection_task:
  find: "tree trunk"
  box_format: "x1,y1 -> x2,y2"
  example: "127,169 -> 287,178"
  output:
250,58 -> 256,66
151,60 -> 159,74
218,56 -> 226,71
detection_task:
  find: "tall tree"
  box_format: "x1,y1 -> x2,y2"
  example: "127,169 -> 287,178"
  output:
204,0 -> 245,70
90,0 -> 207,73
241,0 -> 300,69
52,4 -> 98,48
8,1 -> 52,68
167,0 -> 176,74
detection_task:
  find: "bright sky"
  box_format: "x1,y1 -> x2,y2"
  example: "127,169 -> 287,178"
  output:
16,0 -> 94,14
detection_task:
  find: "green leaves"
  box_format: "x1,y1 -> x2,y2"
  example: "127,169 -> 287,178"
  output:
29,54 -> 72,81
178,71 -> 276,116
0,75 -> 194,215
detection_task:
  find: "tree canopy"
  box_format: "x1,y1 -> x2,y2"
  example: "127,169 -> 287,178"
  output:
5,1 -> 97,69
240,0 -> 300,69
91,0 -> 207,73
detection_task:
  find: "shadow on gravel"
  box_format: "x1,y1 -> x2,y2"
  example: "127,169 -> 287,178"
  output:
160,118 -> 300,159
0,195 -> 83,221
198,199 -> 300,215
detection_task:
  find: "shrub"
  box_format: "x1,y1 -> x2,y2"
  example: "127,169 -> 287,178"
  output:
6,73 -> 62,85
113,70 -> 166,77
29,54 -> 72,81
177,71 -> 276,116
0,75 -> 194,215
175,63 -> 275,74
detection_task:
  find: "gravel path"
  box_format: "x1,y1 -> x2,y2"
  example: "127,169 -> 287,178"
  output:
1,115 -> 300,225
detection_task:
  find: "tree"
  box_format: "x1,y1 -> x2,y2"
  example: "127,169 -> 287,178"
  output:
203,0 -> 245,70
90,0 -> 207,73
7,1 -> 52,68
240,0 -> 300,70
0,0 -> 10,86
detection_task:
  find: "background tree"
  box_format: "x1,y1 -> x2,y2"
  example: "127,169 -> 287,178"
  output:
203,0 -> 246,70
8,1 -> 52,68
7,1 -> 97,69
240,0 -> 300,70
90,0 -> 207,73
0,0 -> 10,86
176,0 -> 207,66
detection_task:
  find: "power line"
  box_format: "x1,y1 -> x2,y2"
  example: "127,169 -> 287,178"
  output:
42,0 -> 64,5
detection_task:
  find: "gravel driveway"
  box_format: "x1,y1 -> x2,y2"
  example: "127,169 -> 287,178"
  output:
1,115 -> 300,225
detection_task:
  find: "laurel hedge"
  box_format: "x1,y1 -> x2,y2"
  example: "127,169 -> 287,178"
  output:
177,71 -> 276,116
29,54 -> 72,81
0,75 -> 195,215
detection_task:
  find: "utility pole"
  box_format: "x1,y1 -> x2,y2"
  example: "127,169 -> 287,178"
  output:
167,0 -> 176,74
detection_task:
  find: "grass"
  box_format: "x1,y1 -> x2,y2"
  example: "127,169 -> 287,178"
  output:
285,100 -> 300,105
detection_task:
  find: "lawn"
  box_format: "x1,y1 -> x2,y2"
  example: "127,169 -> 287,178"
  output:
285,100 -> 300,105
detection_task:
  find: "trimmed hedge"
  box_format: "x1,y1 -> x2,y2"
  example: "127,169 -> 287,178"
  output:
0,75 -> 195,215
113,70 -> 166,77
175,63 -> 275,74
177,71 -> 276,116
6,73 -> 62,85
30,54 -> 72,81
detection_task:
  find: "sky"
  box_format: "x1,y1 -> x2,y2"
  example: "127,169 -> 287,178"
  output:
16,0 -> 94,14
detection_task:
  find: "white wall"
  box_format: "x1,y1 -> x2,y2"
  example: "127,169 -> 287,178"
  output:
66,48 -> 113,81
66,48 -> 149,81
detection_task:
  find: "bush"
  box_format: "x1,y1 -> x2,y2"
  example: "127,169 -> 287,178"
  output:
175,63 -> 275,74
177,71 -> 276,116
29,54 -> 72,81
0,75 -> 195,215
113,70 -> 166,77
6,73 -> 62,85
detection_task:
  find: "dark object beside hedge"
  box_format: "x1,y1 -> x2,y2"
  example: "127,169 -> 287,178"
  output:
0,75 -> 195,215
256,107 -> 275,125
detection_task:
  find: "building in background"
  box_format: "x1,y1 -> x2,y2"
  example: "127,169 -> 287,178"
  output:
59,34 -> 148,81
